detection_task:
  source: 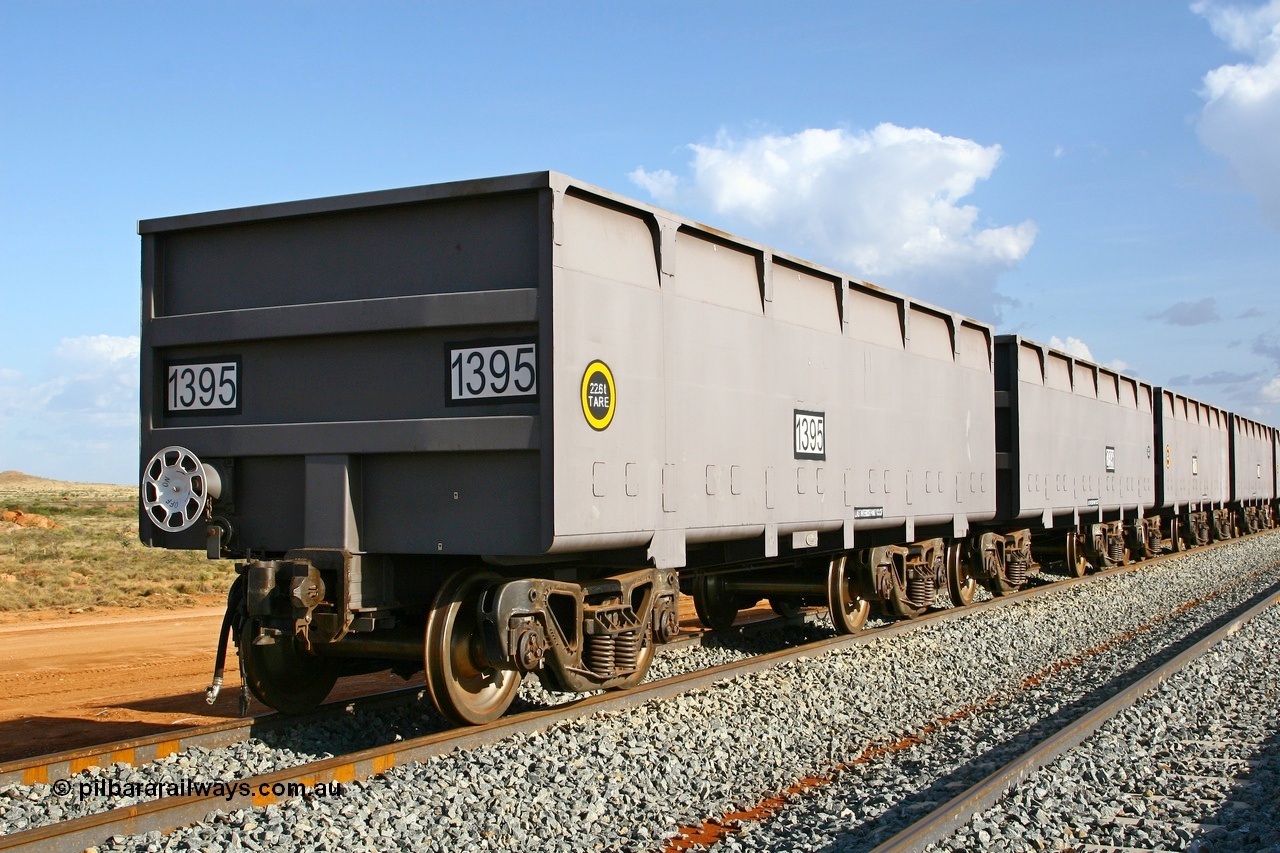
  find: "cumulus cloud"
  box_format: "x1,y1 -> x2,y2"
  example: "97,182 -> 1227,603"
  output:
1047,335 -> 1095,361
0,335 -> 139,483
1104,359 -> 1136,375
629,124 -> 1037,323
1043,336 -> 1135,374
1263,375 -> 1280,401
1146,297 -> 1222,326
1195,0 -> 1280,229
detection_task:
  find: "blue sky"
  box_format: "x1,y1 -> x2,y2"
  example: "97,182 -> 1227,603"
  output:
3,1 -> 1279,484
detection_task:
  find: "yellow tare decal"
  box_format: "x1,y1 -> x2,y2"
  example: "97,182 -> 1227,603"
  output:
581,360 -> 616,431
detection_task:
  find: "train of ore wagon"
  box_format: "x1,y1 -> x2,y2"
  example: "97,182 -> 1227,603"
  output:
137,172 -> 1280,725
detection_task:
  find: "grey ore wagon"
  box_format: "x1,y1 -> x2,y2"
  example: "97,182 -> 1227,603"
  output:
139,172 -> 1003,723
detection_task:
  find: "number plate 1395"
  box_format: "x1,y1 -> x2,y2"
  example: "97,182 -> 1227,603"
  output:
794,410 -> 826,460
166,360 -> 240,414
448,341 -> 537,403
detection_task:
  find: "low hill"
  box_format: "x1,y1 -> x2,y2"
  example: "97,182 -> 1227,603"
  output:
0,471 -> 133,500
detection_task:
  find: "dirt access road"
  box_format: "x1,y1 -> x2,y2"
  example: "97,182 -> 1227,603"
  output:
0,595 -> 729,764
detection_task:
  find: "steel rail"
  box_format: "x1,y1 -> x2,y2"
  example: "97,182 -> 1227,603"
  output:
867,579 -> 1280,853
1,530 -> 1275,852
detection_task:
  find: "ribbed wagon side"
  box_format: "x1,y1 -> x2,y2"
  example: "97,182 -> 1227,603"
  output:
1230,415 -> 1277,532
1153,388 -> 1232,546
992,336 -> 1156,576
546,181 -> 999,624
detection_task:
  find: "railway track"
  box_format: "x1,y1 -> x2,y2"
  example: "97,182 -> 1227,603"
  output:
2,532 -> 1277,852
870,576 -> 1280,853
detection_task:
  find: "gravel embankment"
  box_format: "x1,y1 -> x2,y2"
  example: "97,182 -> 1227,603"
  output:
930,589 -> 1280,853
1,534 -> 1276,852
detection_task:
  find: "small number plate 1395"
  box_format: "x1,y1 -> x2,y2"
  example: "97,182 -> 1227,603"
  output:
794,410 -> 826,460
166,360 -> 240,414
448,341 -> 537,403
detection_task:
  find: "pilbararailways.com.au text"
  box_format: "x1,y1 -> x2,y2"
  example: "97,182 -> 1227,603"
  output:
56,778 -> 346,802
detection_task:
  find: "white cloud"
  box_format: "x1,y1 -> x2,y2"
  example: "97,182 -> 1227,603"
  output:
1047,335 -> 1096,361
628,167 -> 679,202
0,335 -> 140,484
630,124 -> 1037,322
1195,1 -> 1280,229
1104,359 -> 1135,375
1262,374 -> 1280,401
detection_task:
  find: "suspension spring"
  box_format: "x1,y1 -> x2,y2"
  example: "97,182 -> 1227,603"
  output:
584,633 -> 615,678
1007,554 -> 1029,587
614,629 -> 641,672
906,573 -> 936,608
1108,536 -> 1124,565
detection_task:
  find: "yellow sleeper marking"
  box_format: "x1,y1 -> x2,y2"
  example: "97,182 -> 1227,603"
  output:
332,763 -> 356,784
23,767 -> 48,785
111,748 -> 136,767
69,757 -> 97,774
373,753 -> 397,775
155,740 -> 180,759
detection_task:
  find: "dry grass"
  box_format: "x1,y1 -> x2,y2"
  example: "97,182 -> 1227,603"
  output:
0,471 -> 236,612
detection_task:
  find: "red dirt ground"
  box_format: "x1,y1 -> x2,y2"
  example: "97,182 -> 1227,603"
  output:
0,594 -> 752,764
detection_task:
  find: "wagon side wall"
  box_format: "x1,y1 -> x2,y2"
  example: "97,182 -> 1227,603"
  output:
548,184 -> 997,567
1153,388 -> 1231,511
993,336 -> 1155,525
1230,414 -> 1277,503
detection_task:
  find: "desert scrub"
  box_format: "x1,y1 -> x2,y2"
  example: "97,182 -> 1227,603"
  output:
0,480 -> 235,612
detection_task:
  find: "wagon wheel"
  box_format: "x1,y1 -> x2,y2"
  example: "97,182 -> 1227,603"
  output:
826,554 -> 870,634
1065,531 -> 1090,578
945,540 -> 976,607
425,570 -> 522,726
239,620 -> 339,715
693,573 -> 741,633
